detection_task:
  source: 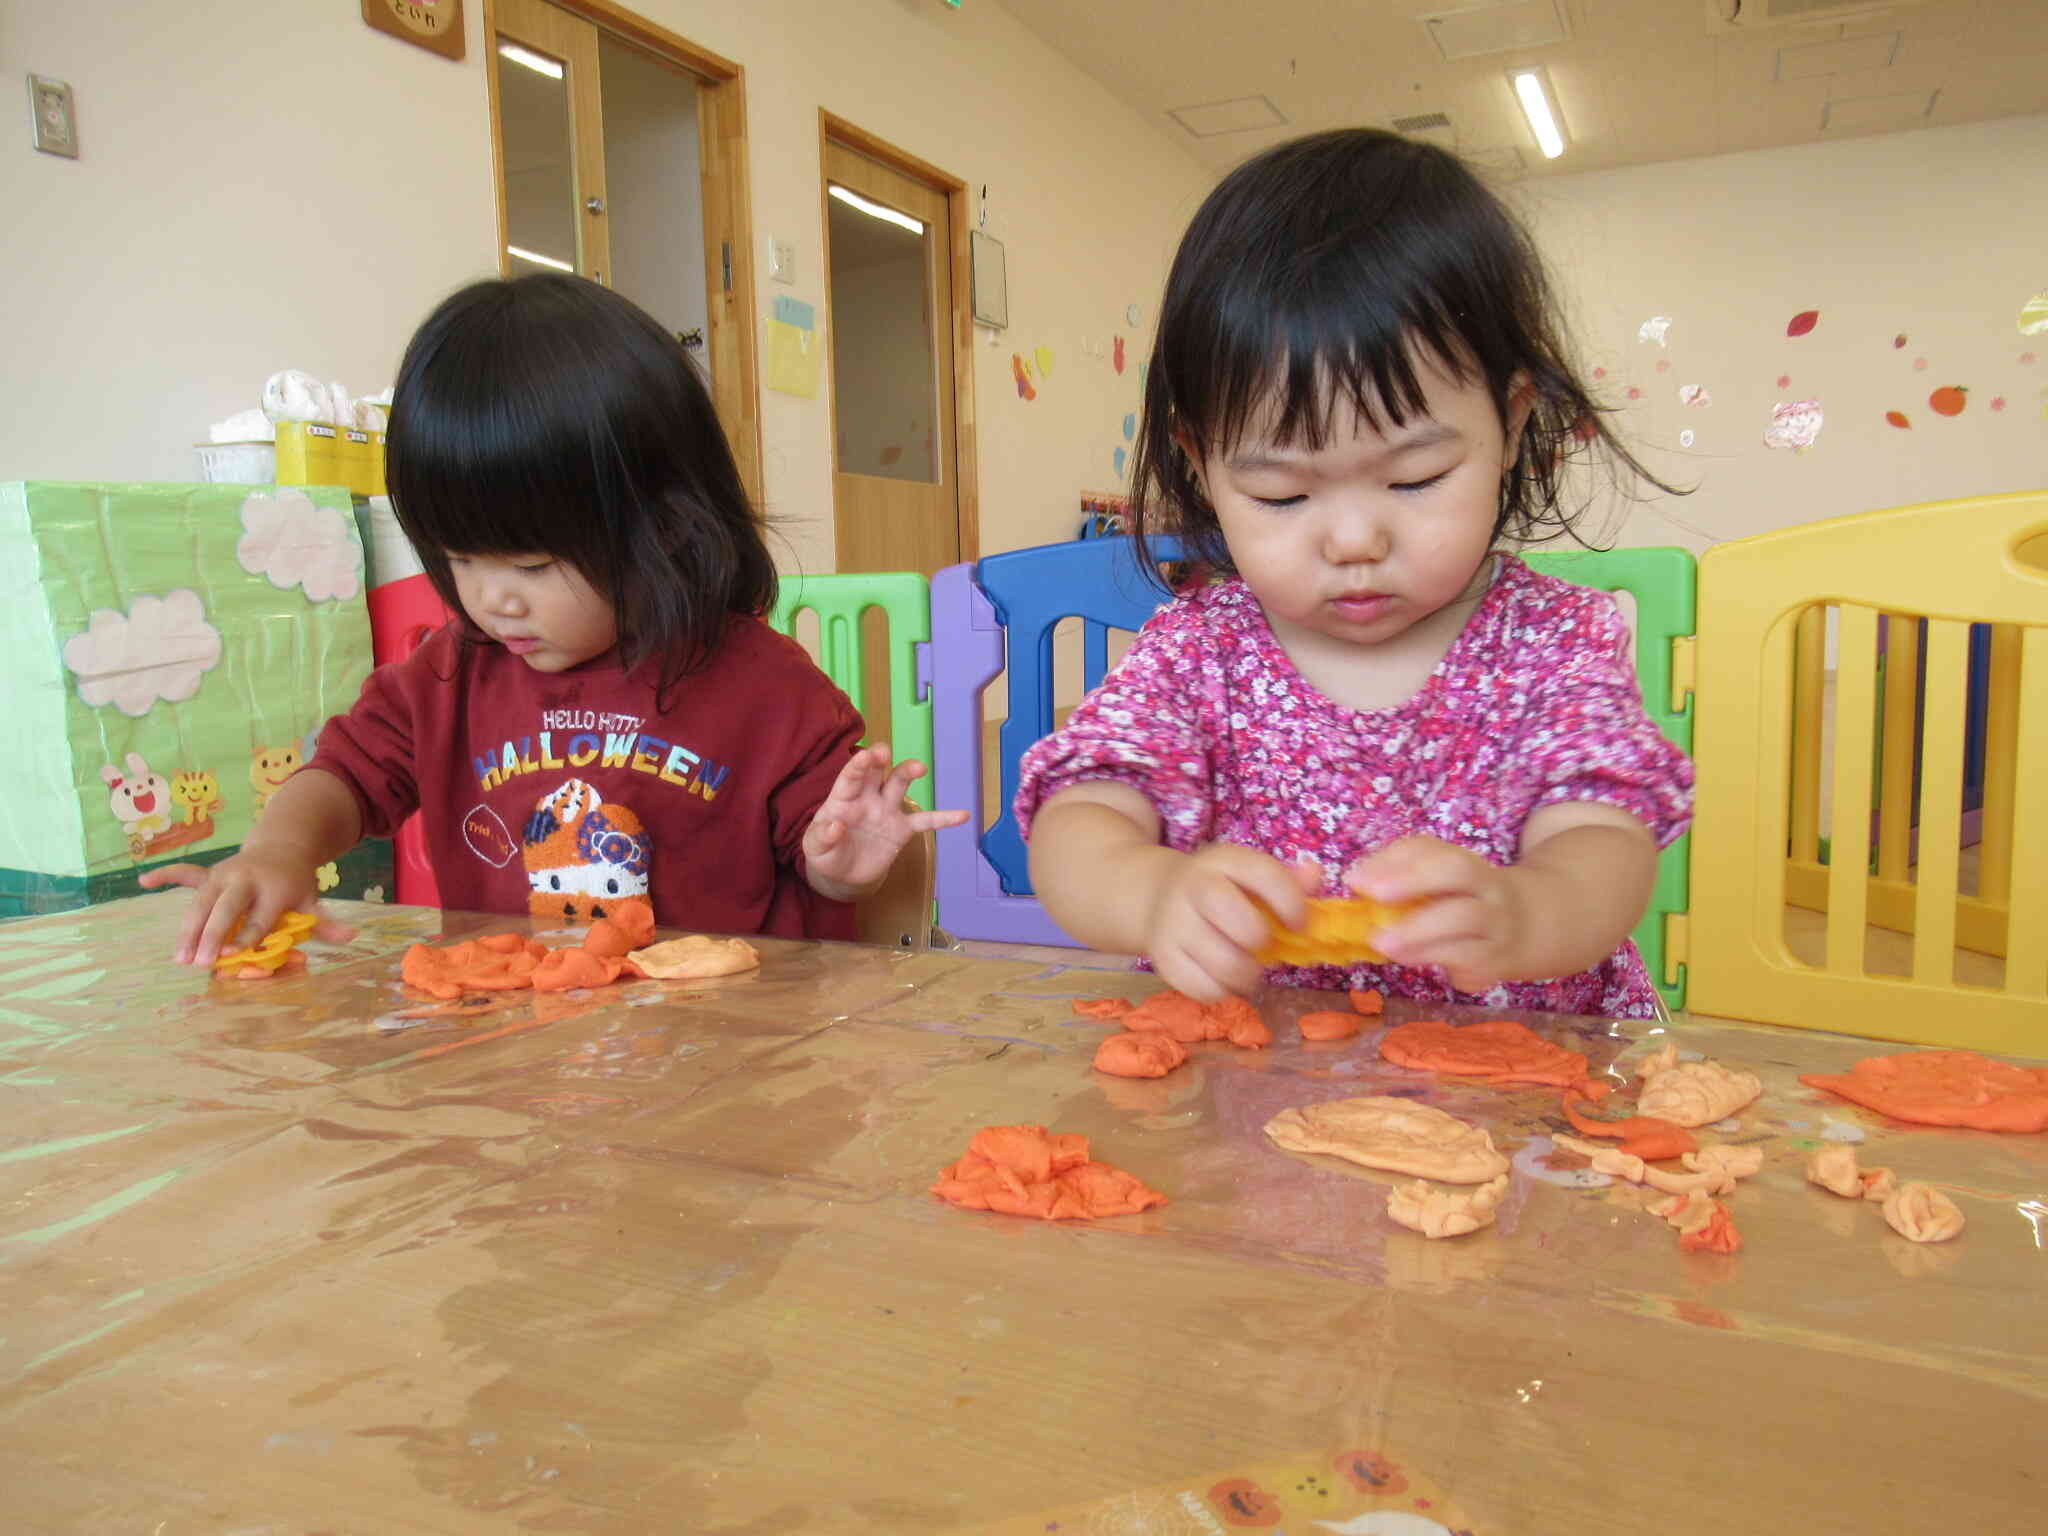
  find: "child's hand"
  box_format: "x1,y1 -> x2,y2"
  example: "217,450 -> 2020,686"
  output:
1143,844 -> 1319,1002
1344,836 -> 1537,994
140,850 -> 354,967
803,744 -> 970,900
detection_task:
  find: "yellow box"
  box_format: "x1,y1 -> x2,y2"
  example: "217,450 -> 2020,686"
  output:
273,421 -> 386,497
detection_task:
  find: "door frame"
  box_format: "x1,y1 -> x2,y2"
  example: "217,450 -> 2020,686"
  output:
817,111 -> 981,568
482,0 -> 765,509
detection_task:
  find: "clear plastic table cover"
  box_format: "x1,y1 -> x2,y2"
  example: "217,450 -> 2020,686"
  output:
1,896 -> 2041,1533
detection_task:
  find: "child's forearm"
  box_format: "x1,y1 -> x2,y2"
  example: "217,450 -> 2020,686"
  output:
1026,790 -> 1180,955
1511,821 -> 1658,979
245,767 -> 366,870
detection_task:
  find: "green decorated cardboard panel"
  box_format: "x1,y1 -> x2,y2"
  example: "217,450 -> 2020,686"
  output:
0,482 -> 391,916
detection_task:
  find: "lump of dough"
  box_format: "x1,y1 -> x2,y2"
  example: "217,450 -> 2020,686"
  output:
1387,1173 -> 1509,1239
1881,1182 -> 1965,1243
1094,1031 -> 1189,1079
1635,1057 -> 1762,1127
1254,894 -> 1417,966
1299,1010 -> 1363,1042
1805,1143 -> 1865,1198
1264,1096 -> 1509,1183
626,934 -> 761,979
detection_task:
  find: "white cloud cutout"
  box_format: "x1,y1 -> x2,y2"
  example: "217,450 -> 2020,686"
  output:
236,489 -> 363,603
63,588 -> 224,717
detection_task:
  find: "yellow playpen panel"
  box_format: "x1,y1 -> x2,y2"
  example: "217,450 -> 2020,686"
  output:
1688,491 -> 2048,1054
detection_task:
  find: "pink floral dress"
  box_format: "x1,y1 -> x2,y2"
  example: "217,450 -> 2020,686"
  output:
1015,556 -> 1694,1018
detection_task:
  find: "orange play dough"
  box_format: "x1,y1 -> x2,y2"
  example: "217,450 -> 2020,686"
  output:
1264,1096 -> 1509,1183
1382,1018 -> 1599,1094
1677,1201 -> 1743,1254
401,932 -> 551,998
1800,1049 -> 2048,1133
1299,1010 -> 1363,1042
1348,988 -> 1385,1015
1071,997 -> 1135,1020
1094,1031 -> 1190,1079
581,897 -> 655,958
1254,895 -> 1417,967
1561,1098 -> 1698,1161
531,947 -> 626,992
932,1124 -> 1168,1221
1386,1172 -> 1509,1239
1111,990 -> 1271,1048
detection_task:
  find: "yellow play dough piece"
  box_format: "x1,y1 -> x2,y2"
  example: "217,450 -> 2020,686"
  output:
1386,1172 -> 1509,1239
1253,895 -> 1417,967
214,910 -> 319,974
1263,1095 -> 1509,1183
627,934 -> 761,979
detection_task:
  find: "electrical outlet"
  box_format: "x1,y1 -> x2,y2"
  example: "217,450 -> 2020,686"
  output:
768,237 -> 796,285
28,74 -> 78,159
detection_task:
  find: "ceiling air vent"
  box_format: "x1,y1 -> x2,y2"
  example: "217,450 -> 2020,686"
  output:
1392,112 -> 1453,133
1705,0 -> 1900,31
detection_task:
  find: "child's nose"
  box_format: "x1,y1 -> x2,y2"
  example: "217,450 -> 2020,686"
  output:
1323,500 -> 1391,563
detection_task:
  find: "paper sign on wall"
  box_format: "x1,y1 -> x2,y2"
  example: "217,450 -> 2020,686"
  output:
767,297 -> 820,399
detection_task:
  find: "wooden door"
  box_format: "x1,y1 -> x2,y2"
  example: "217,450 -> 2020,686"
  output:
485,0 -> 763,505
822,136 -> 962,579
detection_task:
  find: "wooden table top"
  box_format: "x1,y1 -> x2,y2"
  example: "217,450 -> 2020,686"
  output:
2,896 -> 2042,1534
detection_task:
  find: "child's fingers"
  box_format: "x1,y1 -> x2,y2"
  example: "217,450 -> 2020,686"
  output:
1290,857 -> 1323,898
310,910 -> 357,946
138,863 -> 207,893
879,758 -> 925,803
1348,836 -> 1481,903
1374,896 -> 1489,965
905,808 -> 971,833
191,891 -> 255,967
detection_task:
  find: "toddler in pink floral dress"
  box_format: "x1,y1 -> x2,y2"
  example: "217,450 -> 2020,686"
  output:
1018,129 -> 1692,1020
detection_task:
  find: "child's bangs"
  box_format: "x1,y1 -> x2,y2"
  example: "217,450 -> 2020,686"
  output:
388,367 -> 618,581
1187,274 -> 1479,457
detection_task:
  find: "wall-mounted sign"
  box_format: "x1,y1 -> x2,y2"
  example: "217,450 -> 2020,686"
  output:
362,0 -> 465,61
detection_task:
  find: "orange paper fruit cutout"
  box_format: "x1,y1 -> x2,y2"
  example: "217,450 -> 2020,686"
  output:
1380,1017 -> 1598,1093
931,1124 -> 1167,1221
1208,1479 -> 1282,1528
1885,410 -> 1911,429
1786,309 -> 1819,337
1334,1450 -> 1409,1497
1929,385 -> 1968,416
1800,1049 -> 2048,1133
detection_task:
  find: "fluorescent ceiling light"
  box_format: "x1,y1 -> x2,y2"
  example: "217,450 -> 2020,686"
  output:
829,184 -> 924,235
498,43 -> 564,80
1509,68 -> 1566,159
507,245 -> 574,273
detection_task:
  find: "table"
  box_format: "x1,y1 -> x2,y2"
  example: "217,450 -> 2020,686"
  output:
2,896 -> 2042,1533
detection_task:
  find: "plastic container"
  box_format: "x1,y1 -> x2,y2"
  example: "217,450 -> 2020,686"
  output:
194,441 -> 277,483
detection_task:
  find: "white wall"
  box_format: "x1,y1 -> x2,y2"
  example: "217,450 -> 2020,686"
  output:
1512,114 -> 2048,553
0,0 -> 1209,577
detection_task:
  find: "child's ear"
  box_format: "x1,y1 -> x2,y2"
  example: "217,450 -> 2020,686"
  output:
1170,426 -> 1210,496
1502,373 -> 1537,468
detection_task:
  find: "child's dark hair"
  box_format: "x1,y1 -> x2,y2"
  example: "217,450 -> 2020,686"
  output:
386,273 -> 775,678
1128,128 -> 1677,579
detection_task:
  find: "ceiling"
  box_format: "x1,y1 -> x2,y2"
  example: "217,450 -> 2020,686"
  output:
995,0 -> 2048,180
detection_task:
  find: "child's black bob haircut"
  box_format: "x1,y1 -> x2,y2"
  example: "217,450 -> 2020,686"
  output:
1128,128 -> 1676,579
386,273 -> 774,679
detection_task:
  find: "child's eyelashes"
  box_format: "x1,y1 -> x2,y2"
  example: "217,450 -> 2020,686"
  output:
1391,471 -> 1452,494
1251,494 -> 1307,509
